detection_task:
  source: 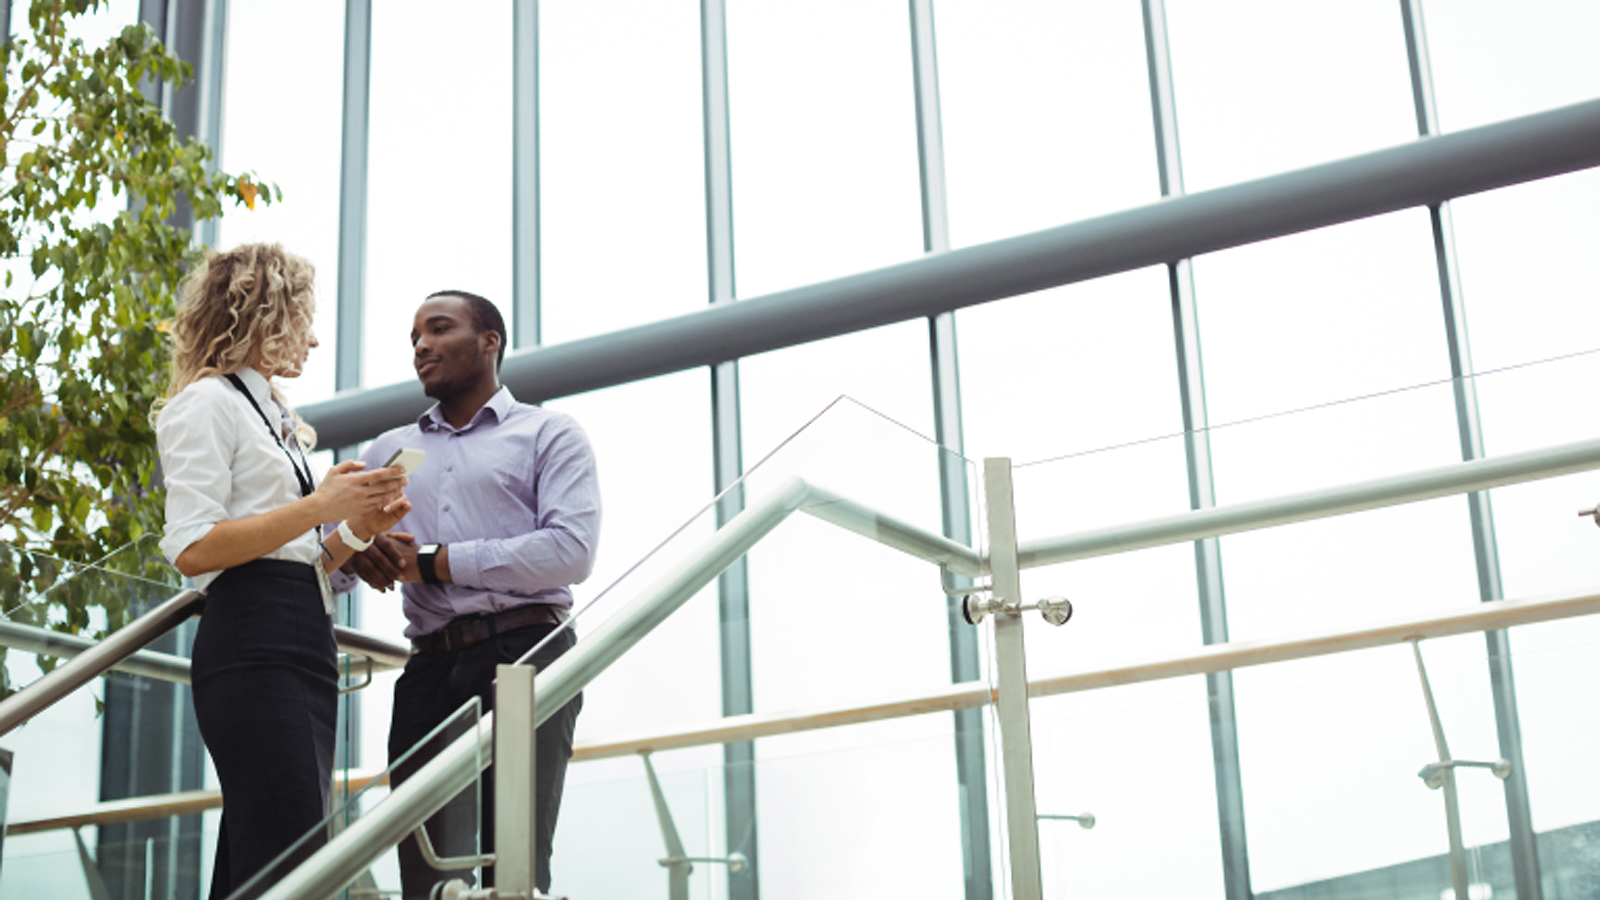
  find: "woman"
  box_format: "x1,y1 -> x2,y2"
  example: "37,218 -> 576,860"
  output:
153,243 -> 410,897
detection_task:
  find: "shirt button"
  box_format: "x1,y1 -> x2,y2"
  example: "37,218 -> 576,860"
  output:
447,466 -> 454,472
443,504 -> 451,512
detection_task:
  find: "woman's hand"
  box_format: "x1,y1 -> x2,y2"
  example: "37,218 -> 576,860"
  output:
314,459 -> 408,523
349,497 -> 413,546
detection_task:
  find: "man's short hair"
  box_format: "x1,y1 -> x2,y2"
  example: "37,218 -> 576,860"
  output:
426,290 -> 507,370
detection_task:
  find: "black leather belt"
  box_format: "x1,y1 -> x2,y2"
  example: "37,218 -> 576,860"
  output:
411,604 -> 568,655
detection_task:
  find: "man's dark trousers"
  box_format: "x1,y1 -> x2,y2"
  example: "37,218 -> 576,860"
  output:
389,621 -> 580,897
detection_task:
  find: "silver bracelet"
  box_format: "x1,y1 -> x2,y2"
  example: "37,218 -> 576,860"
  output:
337,520 -> 374,551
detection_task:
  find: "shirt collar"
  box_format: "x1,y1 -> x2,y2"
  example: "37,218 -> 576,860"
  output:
232,366 -> 277,413
419,385 -> 516,433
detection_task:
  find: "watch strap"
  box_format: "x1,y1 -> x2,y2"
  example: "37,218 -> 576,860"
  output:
418,543 -> 443,585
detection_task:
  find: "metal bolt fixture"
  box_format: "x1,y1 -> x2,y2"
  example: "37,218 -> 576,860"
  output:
1418,758 -> 1512,790
1038,812 -> 1096,830
961,593 -> 1073,627
659,851 -> 748,874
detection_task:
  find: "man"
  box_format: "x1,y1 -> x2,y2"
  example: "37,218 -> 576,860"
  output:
334,290 -> 599,898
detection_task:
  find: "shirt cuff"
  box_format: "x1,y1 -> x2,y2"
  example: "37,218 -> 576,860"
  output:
445,540 -> 483,590
160,522 -> 215,570
328,566 -> 360,594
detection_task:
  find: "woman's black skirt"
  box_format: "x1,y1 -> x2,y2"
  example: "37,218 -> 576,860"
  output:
190,558 -> 337,899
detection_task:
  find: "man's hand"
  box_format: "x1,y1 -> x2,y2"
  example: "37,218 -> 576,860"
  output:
346,532 -> 417,592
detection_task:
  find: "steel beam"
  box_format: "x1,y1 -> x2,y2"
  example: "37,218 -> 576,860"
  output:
300,98 -> 1600,447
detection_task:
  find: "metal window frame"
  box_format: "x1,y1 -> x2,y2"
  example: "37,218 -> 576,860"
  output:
336,0 -> 372,395
1398,3 -> 1543,897
907,4 -> 994,899
700,2 -> 760,896
1139,2 -> 1252,896
512,0 -> 540,349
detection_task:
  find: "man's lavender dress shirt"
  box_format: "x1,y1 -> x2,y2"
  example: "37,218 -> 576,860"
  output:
330,387 -> 601,640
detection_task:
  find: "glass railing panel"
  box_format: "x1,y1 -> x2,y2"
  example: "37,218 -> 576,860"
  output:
525,395 -> 987,897
0,838 -> 107,900
0,538 -> 186,696
1001,420 -> 1221,896
1030,677 -> 1221,897
557,719 -> 983,899
553,757 -> 713,897
226,696 -> 483,900
1238,635 -> 1507,896
1505,620 -> 1600,893
1002,353 -> 1600,898
0,538 -> 205,898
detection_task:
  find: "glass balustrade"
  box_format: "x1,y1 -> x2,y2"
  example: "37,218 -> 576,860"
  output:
0,537 -> 200,897
225,697 -> 484,900
998,352 -> 1600,900
3,351 -> 1599,900
534,396 -> 992,899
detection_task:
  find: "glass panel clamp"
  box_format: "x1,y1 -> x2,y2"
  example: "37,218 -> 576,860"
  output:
961,593 -> 1073,627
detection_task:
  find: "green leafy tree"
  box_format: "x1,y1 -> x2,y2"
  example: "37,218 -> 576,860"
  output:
0,0 -> 275,684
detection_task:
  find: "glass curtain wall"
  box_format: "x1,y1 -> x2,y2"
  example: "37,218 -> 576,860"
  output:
14,0 -> 1597,897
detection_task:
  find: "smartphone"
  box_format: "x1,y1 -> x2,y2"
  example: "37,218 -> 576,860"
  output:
382,447 -> 426,478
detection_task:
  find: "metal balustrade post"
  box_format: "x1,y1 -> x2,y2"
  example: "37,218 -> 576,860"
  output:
983,459 -> 1043,900
494,665 -> 538,895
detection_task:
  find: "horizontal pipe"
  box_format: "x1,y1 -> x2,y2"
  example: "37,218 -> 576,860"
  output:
0,621 -> 409,689
332,625 -> 411,672
1019,435 -> 1600,570
6,769 -> 389,837
31,582 -> 1600,835
0,590 -> 204,737
0,620 -> 192,684
564,583 -> 1600,757
300,99 -> 1600,448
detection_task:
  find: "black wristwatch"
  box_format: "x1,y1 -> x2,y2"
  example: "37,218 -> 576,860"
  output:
417,543 -> 443,585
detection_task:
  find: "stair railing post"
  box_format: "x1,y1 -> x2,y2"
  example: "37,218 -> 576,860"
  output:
984,458 -> 1044,900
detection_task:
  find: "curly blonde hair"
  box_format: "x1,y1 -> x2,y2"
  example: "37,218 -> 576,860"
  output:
151,243 -> 319,448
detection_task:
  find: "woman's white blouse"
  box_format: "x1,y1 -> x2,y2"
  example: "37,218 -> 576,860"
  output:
157,367 -> 322,591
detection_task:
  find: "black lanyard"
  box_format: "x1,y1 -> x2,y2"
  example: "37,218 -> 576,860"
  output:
225,374 -> 315,498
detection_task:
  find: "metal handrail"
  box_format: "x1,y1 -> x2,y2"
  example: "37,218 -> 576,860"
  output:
0,619 -> 193,684
19,581 -> 1600,838
0,593 -> 413,734
256,476 -> 813,900
256,432 -> 1600,900
0,589 -> 205,736
1018,435 -> 1600,570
